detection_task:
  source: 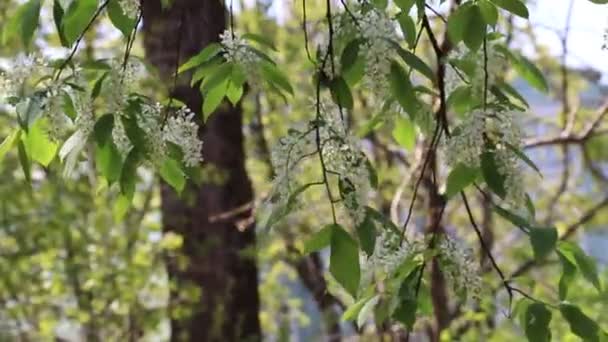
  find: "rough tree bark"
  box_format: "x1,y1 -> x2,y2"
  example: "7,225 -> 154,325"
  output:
141,1 -> 261,341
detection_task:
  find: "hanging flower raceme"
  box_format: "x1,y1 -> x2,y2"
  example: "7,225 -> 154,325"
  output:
437,235 -> 482,301
263,99 -> 371,228
219,30 -> 262,80
333,4 -> 398,95
444,107 -> 526,208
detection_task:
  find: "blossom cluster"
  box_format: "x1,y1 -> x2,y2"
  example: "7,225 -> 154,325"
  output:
0,54 -> 204,179
443,43 -> 508,98
370,230 -> 425,276
334,5 -> 398,95
437,235 -> 482,300
266,99 -> 370,225
118,0 -> 140,19
219,30 -> 262,84
444,108 -> 525,208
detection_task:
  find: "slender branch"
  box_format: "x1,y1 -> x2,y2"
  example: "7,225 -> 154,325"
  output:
55,0 -> 110,81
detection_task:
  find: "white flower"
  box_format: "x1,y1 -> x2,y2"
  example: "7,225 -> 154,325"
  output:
105,59 -> 141,113
139,102 -> 166,160
444,108 -> 526,208
372,230 -> 425,275
118,0 -> 139,19
75,100 -> 95,136
0,54 -> 46,100
219,30 -> 261,85
438,235 -> 481,300
334,6 -> 397,96
112,115 -> 132,155
41,85 -> 71,140
162,107 -> 203,167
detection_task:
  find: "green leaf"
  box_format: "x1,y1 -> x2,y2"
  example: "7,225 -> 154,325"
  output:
0,130 -> 22,165
120,149 -> 140,199
93,114 -> 115,146
226,81 -> 244,106
490,0 -> 529,18
242,33 -> 277,51
529,227 -> 557,260
3,0 -> 42,47
395,0 -> 416,12
17,140 -> 31,183
260,62 -> 294,95
512,55 -> 549,93
559,303 -> 600,342
463,5 -> 486,51
494,205 -> 532,232
478,0 -> 498,27
397,12 -> 417,49
392,116 -> 416,151
202,80 -> 228,120
447,85 -> 477,115
179,43 -> 222,73
524,303 -> 552,342
445,163 -> 479,199
389,62 -> 419,118
557,251 -> 577,300
62,0 -> 99,46
330,225 -> 360,297
330,77 -> 354,110
393,265 -> 421,329
496,78 -> 526,102
159,157 -> 186,193
303,224 -> 334,254
342,295 -> 373,321
23,119 -> 58,167
588,0 -> 608,3
201,62 -> 233,92
107,0 -> 136,37
392,42 -> 436,84
447,4 -> 472,45
52,0 -> 69,46
505,142 -> 542,176
20,0 -> 42,48
91,72 -> 109,100
356,212 -> 376,256
481,150 -> 506,198
190,57 -> 223,86
96,141 -> 122,183
357,295 -> 380,327
340,39 -> 361,73
559,242 -> 602,292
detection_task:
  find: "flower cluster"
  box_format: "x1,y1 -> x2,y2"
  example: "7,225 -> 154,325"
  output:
163,107 -> 203,168
118,0 -> 140,19
219,30 -> 261,83
318,100 -> 370,224
437,235 -> 481,301
443,43 -> 508,98
371,230 -> 425,275
444,108 -> 525,208
111,102 -> 203,168
265,99 -> 370,225
0,54 -> 46,99
105,59 -> 141,113
335,6 -> 398,95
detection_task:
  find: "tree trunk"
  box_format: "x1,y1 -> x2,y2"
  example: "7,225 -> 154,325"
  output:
141,1 -> 261,341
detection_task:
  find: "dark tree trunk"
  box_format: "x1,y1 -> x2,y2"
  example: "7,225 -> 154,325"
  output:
141,1 -> 261,341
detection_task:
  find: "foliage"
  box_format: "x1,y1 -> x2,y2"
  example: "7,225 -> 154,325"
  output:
0,0 -> 607,340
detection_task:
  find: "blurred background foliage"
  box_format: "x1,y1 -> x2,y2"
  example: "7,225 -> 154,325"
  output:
0,0 -> 607,341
